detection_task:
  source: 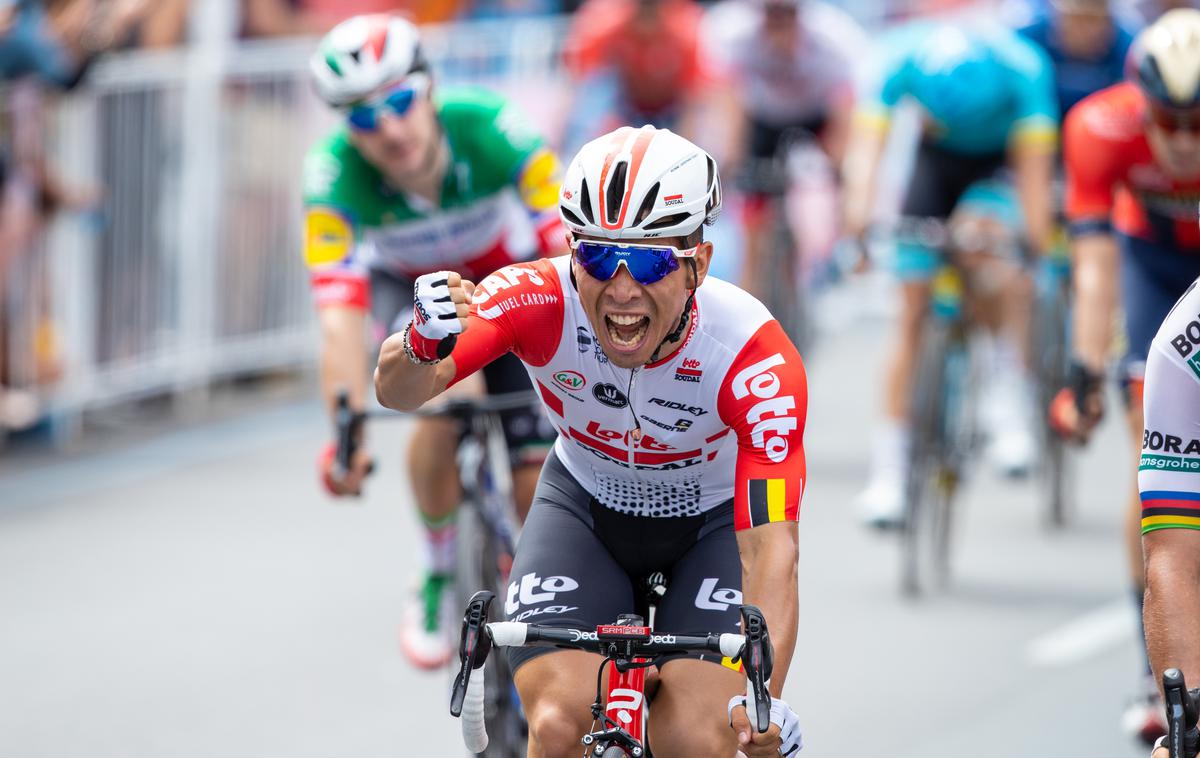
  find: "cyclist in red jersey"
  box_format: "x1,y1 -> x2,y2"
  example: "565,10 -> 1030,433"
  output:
377,126 -> 807,757
562,0 -> 707,140
1051,9 -> 1200,745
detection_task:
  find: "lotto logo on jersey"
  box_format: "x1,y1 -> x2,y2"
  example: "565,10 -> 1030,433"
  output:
675,357 -> 702,383
731,353 -> 798,463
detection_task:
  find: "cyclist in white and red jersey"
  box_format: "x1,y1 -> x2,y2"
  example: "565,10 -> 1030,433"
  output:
377,126 -> 808,757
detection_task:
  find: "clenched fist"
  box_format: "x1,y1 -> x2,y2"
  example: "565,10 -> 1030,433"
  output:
410,271 -> 475,362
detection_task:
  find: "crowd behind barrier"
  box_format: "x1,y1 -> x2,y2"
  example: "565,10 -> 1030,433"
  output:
0,0 -> 1190,444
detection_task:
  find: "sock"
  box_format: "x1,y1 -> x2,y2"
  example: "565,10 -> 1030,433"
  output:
420,511 -> 457,577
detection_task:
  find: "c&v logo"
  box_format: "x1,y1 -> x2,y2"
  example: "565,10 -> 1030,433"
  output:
553,370 -> 586,392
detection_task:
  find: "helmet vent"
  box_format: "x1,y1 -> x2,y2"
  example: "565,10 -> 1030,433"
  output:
633,182 -> 660,226
349,49 -> 361,63
606,162 -> 629,225
706,157 -> 715,190
644,212 -> 690,231
561,208 -> 586,227
579,180 -> 595,225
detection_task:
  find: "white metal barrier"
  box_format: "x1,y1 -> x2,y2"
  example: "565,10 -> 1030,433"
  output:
6,16 -> 568,435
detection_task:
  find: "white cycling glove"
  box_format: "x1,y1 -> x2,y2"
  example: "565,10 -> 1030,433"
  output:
408,272 -> 464,362
727,695 -> 803,756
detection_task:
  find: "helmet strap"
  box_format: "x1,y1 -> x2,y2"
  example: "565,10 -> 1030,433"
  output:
648,259 -> 698,364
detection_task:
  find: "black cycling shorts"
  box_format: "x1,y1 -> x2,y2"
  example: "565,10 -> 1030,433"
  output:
505,450 -> 744,673
747,114 -> 829,161
901,140 -> 1008,220
369,267 -> 555,465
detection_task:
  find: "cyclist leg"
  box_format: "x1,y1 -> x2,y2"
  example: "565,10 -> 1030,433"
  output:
859,141 -> 963,527
507,451 -> 637,758
371,267 -> 466,668
954,178 -> 1038,475
737,119 -> 786,301
649,501 -> 746,757
481,352 -> 555,522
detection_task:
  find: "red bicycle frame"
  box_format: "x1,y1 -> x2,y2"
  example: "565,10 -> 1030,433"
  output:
605,656 -> 648,744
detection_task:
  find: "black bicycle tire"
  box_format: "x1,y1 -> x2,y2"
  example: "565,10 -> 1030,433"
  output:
765,201 -> 810,355
455,503 -> 526,758
1038,281 -> 1073,528
902,320 -> 958,597
931,326 -> 974,589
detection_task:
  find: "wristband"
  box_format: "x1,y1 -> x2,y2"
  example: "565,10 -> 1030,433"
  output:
403,322 -> 441,365
1067,359 -> 1103,414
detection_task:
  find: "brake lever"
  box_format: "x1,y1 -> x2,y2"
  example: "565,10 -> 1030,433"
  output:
739,605 -> 773,734
450,591 -> 495,717
334,390 -> 356,477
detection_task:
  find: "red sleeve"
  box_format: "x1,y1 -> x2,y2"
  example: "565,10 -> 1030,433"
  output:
310,270 -> 369,311
717,320 -> 808,531
449,259 -> 565,386
1063,94 -> 1124,227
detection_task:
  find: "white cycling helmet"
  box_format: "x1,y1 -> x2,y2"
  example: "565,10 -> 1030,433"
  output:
559,125 -> 722,241
1128,8 -> 1200,109
310,14 -> 428,108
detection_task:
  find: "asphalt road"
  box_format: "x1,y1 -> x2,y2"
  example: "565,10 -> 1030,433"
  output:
0,284 -> 1151,758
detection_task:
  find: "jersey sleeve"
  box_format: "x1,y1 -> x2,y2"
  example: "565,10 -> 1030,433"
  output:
1006,34 -> 1059,148
717,320 -> 808,531
448,259 -> 566,386
854,26 -> 917,132
301,136 -> 369,310
1062,96 -> 1121,236
1140,279 -> 1200,533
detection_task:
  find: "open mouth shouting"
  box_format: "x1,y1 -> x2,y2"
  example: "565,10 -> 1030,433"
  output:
604,312 -> 651,352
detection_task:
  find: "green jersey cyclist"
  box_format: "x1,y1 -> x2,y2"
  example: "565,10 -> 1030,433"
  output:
303,14 -> 567,669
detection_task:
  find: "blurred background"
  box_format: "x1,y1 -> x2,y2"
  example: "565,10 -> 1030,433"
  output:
1,0 -> 1194,756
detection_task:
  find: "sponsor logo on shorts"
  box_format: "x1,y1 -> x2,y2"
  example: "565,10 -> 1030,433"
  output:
649,397 -> 707,416
505,572 -> 580,617
553,370 -> 586,392
592,383 -> 628,408
694,577 -> 742,611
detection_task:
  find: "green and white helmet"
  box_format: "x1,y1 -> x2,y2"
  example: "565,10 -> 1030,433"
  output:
309,14 -> 429,108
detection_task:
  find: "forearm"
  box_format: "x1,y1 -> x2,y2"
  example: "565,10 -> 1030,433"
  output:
374,330 -> 456,411
1069,234 -> 1119,370
1145,539 -> 1200,696
1011,143 -> 1055,254
318,307 -> 369,417
738,523 -> 799,697
841,123 -> 887,234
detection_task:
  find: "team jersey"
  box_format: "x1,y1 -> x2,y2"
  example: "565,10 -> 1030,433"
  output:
1139,277 -> 1200,533
445,255 -> 808,530
857,21 -> 1058,155
563,0 -> 706,116
701,0 -> 864,126
1064,82 -> 1200,249
1016,12 -> 1135,117
301,86 -> 563,310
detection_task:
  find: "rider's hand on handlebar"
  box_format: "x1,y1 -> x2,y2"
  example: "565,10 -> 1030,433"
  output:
1049,362 -> 1105,444
318,441 -> 374,497
728,697 -> 802,757
410,271 -> 476,361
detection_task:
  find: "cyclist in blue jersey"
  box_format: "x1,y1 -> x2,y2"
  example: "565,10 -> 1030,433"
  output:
843,21 -> 1059,526
1016,0 -> 1138,118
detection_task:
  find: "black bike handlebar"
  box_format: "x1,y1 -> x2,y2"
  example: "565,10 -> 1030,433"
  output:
449,591 -> 774,752
1164,668 -> 1200,758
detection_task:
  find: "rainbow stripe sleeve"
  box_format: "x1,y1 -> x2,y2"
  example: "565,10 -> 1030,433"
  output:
1141,490 -> 1200,534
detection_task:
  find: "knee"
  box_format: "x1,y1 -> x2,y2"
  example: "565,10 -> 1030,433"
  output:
527,701 -> 589,758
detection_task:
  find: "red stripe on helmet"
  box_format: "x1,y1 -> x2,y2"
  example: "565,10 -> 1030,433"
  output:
598,126 -> 657,231
365,15 -> 390,62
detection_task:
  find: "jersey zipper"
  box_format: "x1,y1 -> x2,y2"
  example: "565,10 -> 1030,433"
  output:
627,367 -> 642,467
